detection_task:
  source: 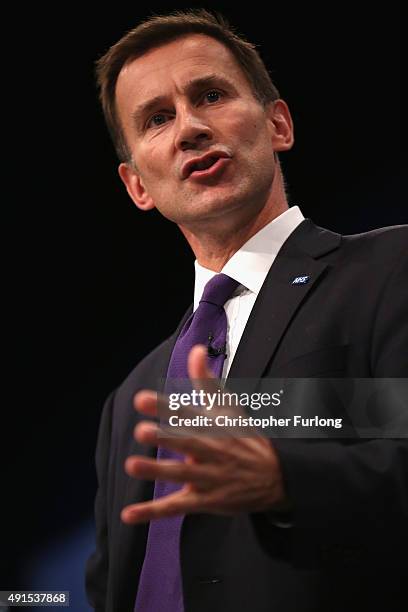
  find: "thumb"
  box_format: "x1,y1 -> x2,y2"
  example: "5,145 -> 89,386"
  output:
188,345 -> 220,396
188,344 -> 211,380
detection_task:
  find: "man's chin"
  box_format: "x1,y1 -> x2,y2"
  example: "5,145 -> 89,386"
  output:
182,196 -> 245,225
186,184 -> 250,218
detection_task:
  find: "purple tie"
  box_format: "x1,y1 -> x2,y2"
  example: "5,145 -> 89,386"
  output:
135,273 -> 239,611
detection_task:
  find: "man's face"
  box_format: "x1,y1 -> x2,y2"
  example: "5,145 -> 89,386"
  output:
116,34 -> 292,226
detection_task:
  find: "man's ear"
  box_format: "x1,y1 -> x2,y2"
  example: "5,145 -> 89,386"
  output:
266,99 -> 294,152
118,162 -> 155,211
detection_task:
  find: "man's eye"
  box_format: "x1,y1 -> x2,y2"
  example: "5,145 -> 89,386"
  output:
204,90 -> 222,103
148,113 -> 168,128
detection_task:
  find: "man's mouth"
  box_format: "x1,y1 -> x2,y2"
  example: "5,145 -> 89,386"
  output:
190,156 -> 219,172
182,151 -> 231,180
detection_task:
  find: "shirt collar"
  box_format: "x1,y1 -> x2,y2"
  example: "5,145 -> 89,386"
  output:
194,205 -> 305,309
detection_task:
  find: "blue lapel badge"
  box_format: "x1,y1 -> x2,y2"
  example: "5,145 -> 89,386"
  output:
292,275 -> 310,285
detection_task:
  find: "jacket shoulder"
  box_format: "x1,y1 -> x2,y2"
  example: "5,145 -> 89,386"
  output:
343,224 -> 407,252
339,224 -> 407,269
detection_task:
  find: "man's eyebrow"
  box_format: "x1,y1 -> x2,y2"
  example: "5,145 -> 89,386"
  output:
131,95 -> 167,128
130,74 -> 236,127
183,74 -> 236,95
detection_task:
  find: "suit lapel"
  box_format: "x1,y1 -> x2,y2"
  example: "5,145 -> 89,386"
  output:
227,220 -> 341,390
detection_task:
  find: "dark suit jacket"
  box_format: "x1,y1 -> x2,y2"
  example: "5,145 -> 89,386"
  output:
86,219 -> 408,611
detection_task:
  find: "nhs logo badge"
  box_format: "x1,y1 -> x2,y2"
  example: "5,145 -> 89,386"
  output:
292,275 -> 310,285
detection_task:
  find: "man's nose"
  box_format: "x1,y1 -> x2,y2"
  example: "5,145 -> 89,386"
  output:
174,108 -> 213,151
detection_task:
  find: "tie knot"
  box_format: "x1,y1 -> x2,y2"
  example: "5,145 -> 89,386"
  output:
200,273 -> 240,308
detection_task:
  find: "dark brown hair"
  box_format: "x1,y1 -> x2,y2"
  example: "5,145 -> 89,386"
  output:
96,9 -> 280,162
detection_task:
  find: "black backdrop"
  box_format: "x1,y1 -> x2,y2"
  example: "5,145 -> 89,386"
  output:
4,1 -> 406,602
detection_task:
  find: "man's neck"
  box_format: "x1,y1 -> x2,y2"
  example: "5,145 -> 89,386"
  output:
180,199 -> 289,272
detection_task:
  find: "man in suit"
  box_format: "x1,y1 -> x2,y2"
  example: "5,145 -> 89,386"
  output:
86,9 -> 408,612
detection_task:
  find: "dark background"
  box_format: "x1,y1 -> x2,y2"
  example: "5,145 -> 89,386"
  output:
4,2 -> 406,609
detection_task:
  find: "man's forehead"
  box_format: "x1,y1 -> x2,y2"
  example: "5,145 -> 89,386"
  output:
118,34 -> 241,86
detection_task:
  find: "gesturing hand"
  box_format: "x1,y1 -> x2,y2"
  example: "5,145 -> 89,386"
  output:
121,345 -> 288,524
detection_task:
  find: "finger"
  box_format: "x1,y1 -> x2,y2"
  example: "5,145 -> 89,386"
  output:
134,389 -> 203,426
188,344 -> 212,379
133,390 -> 158,416
133,390 -> 170,417
133,390 -> 215,438
134,421 -> 225,461
133,409 -> 213,443
187,346 -> 249,423
121,488 -> 202,523
124,455 -> 219,484
188,345 -> 221,396
134,421 -> 160,445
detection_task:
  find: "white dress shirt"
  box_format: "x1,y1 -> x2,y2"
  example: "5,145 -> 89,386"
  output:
193,205 -> 305,378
